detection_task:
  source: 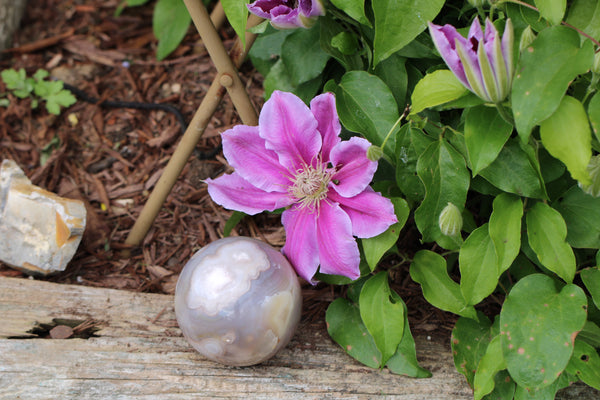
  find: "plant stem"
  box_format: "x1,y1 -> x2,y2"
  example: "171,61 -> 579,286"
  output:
495,102 -> 515,125
381,106 -> 409,150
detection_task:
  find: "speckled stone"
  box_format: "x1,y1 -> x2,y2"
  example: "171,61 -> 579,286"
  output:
0,159 -> 86,275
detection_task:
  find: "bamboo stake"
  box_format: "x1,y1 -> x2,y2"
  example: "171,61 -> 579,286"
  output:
125,11 -> 262,247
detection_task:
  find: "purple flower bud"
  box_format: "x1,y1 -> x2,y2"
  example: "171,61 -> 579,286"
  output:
247,0 -> 325,29
428,18 -> 514,103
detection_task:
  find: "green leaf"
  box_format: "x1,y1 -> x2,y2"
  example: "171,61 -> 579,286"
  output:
588,92 -> 600,141
500,274 -> 587,390
554,186 -> 600,248
223,211 -> 246,237
374,53 -> 408,108
581,267 -> 600,310
452,314 -> 493,387
410,70 -> 469,115
566,339 -> 600,390
326,298 -> 381,368
489,193 -> 523,275
464,105 -> 514,176
512,26 -> 594,141
281,23 -> 330,86
372,0 -> 444,66
361,197 -> 409,271
263,59 -> 295,98
540,96 -> 592,185
359,272 -> 405,366
526,202 -> 576,283
221,0 -> 249,48
534,0 -> 566,25
153,0 -> 191,60
459,224 -> 499,306
395,124 -> 428,203
330,0 -> 370,26
474,336 -> 506,400
334,71 -> 399,156
566,0 -> 600,43
44,90 -> 76,115
479,139 -> 546,199
319,14 -> 364,71
415,140 -> 470,243
385,294 -> 431,378
1,68 -> 33,98
410,250 -> 477,319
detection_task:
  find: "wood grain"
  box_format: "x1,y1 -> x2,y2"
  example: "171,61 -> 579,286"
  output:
0,277 -> 597,399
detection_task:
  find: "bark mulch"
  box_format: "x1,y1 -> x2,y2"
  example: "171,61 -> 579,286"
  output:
0,0 -> 458,341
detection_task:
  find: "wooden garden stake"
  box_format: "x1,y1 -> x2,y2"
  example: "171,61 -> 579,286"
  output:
125,3 -> 262,248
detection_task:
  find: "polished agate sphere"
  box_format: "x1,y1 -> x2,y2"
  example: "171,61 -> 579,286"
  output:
174,237 -> 302,366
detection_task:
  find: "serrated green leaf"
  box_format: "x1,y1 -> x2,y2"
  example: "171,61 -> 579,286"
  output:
362,197 -> 409,271
221,0 -> 249,48
410,70 -> 469,115
43,89 -> 77,115
334,71 -> 399,156
540,96 -> 592,185
410,250 -> 477,319
464,105 -> 514,176
452,314 -> 493,387
534,0 -> 566,25
479,139 -> 546,199
581,267 -> 600,310
372,0 -> 444,66
526,202 -> 576,283
474,335 -> 506,400
281,23 -> 330,86
415,140 -> 470,244
153,0 -> 191,60
459,224 -> 499,306
359,272 -> 405,366
566,339 -> 600,390
489,193 -> 523,275
500,274 -> 587,390
326,298 -> 381,368
512,26 -> 594,141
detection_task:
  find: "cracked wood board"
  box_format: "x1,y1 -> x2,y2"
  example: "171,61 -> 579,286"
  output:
0,277 -> 597,399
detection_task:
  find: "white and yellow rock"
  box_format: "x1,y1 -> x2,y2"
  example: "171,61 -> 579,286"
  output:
0,159 -> 86,275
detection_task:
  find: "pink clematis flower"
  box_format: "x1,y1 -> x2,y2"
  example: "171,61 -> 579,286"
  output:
206,91 -> 398,283
247,0 -> 325,29
428,17 -> 514,103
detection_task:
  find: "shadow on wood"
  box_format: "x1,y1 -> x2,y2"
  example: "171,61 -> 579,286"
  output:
0,277 -> 598,399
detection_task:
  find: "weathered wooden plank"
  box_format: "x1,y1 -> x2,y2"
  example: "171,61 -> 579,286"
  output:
0,277 -> 597,399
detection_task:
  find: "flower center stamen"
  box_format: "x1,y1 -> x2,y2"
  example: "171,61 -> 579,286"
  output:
289,163 -> 333,210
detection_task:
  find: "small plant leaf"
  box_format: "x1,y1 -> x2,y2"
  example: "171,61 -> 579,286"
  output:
581,267 -> 600,310
587,92 -> 600,142
534,0 -> 566,25
526,202 -> 576,283
566,339 -> 600,390
554,186 -> 600,248
221,0 -> 249,48
153,0 -> 191,61
359,271 -> 405,366
326,297 -> 381,368
474,335 -> 506,400
500,274 -> 587,390
330,0 -> 370,26
410,250 -> 477,319
410,70 -> 469,115
459,224 -> 499,306
361,197 -> 409,271
282,24 -> 330,87
464,105 -> 513,176
451,314 -> 493,387
489,193 -> 523,275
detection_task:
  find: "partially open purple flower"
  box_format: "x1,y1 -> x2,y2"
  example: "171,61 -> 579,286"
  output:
247,0 -> 325,29
206,91 -> 397,283
428,17 -> 514,103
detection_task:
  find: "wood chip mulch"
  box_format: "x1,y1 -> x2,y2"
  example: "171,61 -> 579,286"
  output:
0,0 -> 459,340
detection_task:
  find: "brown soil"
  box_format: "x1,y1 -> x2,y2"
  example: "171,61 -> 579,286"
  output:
0,0 -> 459,341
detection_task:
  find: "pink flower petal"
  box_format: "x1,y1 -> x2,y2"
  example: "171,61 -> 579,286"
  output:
281,205 -> 320,283
259,91 -> 322,171
329,137 -> 377,197
222,125 -> 291,192
328,188 -> 398,238
206,173 -> 293,215
310,92 -> 341,161
315,201 -> 361,280
428,22 -> 470,88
